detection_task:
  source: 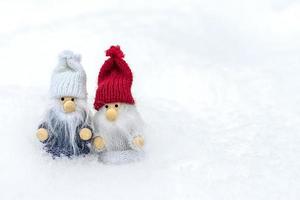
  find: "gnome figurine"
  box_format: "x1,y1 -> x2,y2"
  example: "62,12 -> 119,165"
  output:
36,51 -> 93,157
92,46 -> 145,163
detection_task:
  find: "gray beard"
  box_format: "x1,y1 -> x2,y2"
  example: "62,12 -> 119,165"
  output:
43,106 -> 91,156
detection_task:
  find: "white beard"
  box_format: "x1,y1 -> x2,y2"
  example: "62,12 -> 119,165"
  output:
41,99 -> 92,157
94,104 -> 144,151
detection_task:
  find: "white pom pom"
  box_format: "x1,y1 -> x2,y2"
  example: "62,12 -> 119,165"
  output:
58,50 -> 82,71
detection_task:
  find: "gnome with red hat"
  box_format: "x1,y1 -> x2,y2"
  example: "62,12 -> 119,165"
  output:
92,46 -> 145,163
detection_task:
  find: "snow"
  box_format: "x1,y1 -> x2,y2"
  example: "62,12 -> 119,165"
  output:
0,0 -> 300,199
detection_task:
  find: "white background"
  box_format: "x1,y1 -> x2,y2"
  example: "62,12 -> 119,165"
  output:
0,0 -> 300,199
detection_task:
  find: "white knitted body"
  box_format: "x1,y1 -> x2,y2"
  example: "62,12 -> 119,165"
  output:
50,50 -> 87,99
94,104 -> 144,152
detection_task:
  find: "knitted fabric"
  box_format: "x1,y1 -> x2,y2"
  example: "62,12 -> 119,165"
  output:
50,50 -> 87,99
38,116 -> 92,158
94,46 -> 134,110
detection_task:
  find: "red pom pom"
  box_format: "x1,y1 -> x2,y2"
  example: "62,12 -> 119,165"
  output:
105,45 -> 124,59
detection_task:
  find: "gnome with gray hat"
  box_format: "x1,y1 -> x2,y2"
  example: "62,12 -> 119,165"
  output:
36,50 -> 97,157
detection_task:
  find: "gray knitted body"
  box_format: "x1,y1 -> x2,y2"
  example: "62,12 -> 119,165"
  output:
39,108 -> 93,157
93,104 -> 144,163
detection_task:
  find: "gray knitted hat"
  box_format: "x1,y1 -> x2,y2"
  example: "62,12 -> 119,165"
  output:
50,50 -> 87,99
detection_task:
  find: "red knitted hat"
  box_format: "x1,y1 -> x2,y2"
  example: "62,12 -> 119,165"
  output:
94,45 -> 135,110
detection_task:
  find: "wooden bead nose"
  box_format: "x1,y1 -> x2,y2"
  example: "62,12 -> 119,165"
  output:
106,108 -> 118,121
63,100 -> 76,113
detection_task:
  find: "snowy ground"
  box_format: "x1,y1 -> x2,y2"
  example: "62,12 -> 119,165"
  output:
0,0 -> 300,199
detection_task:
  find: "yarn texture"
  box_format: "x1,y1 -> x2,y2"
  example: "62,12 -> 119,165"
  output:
94,46 -> 134,110
50,50 -> 87,99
